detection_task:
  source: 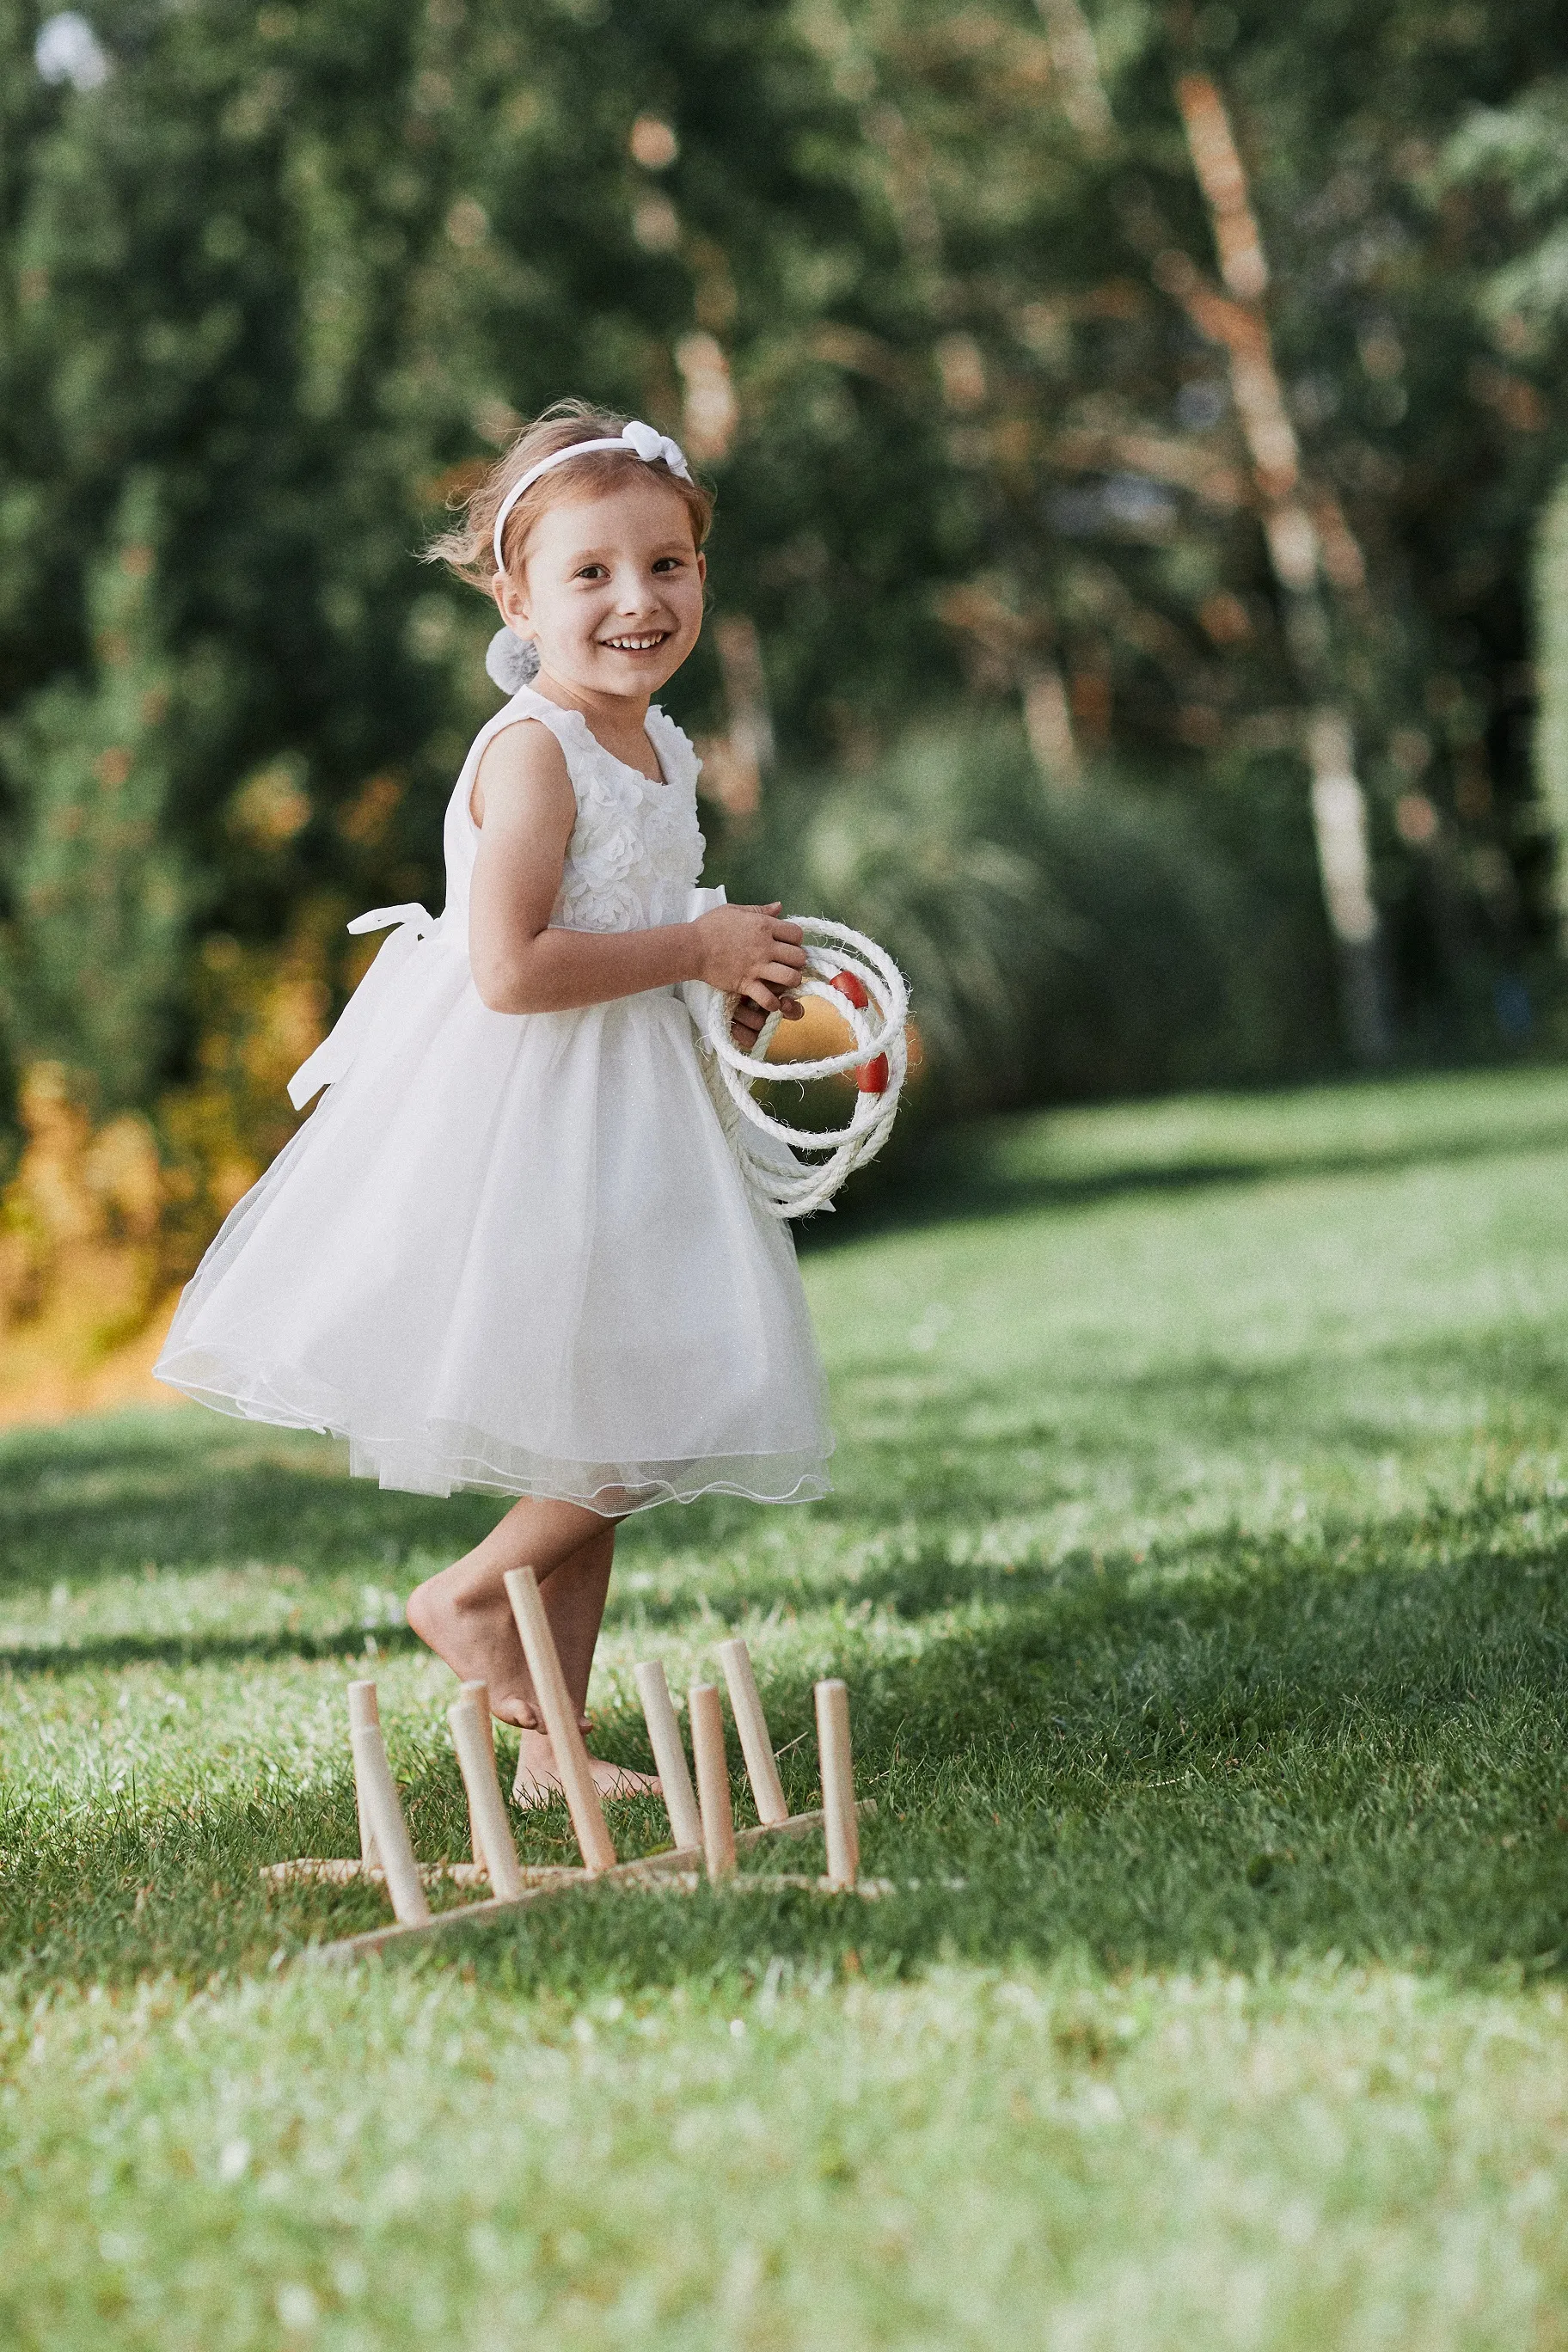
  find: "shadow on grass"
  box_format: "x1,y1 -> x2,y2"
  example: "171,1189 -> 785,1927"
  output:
5,1488 -> 1565,1995
0,1413 -> 827,1600
0,1620 -> 425,1677
0,1428 -> 500,1594
11,1319 -> 1568,1629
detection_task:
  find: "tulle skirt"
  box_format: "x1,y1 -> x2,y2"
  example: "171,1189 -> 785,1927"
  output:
156,934 -> 834,1508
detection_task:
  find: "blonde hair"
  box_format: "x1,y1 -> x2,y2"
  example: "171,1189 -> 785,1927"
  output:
426,398 -> 715,587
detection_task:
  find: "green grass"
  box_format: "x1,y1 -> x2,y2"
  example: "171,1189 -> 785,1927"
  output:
5,1064 -> 1568,2348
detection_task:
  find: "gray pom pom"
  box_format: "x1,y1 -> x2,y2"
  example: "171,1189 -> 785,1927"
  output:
486,627 -> 541,694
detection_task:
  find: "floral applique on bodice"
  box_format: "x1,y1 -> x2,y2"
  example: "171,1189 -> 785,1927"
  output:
440,685 -> 705,940
547,700 -> 706,934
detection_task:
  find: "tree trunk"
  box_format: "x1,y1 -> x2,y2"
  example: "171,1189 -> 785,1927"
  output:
1171,68 -> 1393,1064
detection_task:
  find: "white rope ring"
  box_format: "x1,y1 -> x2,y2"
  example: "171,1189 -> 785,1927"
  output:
705,918 -> 910,1220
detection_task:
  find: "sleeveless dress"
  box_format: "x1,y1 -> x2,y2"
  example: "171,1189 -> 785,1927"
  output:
154,686 -> 834,1509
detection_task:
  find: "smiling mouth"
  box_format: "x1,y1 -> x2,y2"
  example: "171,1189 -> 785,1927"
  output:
598,632 -> 670,652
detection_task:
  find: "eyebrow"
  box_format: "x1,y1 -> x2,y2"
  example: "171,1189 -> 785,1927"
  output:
561,541 -> 695,560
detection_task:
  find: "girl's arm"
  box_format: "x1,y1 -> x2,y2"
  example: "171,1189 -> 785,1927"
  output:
468,718 -> 807,1018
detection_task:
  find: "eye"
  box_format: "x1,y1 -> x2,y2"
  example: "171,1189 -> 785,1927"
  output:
652,555 -> 686,573
573,562 -> 607,581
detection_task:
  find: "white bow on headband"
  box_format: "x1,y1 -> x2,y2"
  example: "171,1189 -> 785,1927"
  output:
491,420 -> 693,573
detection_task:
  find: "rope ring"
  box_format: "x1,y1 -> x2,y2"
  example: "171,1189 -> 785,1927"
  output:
703,918 -> 910,1220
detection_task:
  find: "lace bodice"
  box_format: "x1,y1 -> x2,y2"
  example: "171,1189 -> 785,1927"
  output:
547,700 -> 705,932
440,686 -> 705,938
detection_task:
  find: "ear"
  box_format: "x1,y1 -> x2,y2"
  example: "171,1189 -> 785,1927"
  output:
493,570 -> 531,634
695,550 -> 707,586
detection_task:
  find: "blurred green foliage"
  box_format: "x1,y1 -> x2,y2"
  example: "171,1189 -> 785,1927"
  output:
1,0 -> 1567,1180
733,725 -> 1283,1121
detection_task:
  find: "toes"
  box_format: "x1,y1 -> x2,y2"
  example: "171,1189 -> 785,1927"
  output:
511,1774 -> 565,1812
596,1767 -> 661,1800
494,1699 -> 541,1729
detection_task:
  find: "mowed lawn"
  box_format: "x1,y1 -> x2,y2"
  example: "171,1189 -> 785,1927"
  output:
5,1068 -> 1568,2349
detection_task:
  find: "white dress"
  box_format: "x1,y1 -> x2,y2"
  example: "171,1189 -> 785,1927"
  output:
155,687 -> 834,1509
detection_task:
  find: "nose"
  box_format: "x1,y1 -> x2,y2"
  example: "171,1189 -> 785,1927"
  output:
612,563 -> 662,614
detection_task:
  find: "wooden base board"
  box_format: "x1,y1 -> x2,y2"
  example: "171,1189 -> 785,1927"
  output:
297,1804 -> 877,1965
586,1872 -> 895,1898
264,1859 -> 574,1890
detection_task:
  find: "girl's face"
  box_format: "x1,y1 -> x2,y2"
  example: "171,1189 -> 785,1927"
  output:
493,476 -> 706,704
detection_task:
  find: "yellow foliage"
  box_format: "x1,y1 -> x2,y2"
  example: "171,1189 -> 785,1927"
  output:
159,915 -> 331,1256
226,758 -> 311,847
0,1069 -> 177,1421
0,913 -> 335,1424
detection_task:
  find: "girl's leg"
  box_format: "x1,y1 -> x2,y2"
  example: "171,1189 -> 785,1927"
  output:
406,1495 -> 656,1798
510,1519 -> 650,1802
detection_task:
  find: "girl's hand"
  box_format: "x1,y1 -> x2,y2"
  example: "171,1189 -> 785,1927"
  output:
695,903 -> 807,1017
730,993 -> 804,1049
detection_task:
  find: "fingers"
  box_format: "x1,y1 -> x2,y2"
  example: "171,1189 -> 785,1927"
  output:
736,981 -> 803,1022
732,1001 -> 803,1049
712,906 -> 808,1002
742,905 -> 801,946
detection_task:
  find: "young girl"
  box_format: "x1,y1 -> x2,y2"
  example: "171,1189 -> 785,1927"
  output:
156,401 -> 833,1798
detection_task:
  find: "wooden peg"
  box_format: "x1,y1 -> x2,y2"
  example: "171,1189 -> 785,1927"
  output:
456,1680 -> 496,1878
350,1720 -> 430,1926
689,1682 -> 736,1882
459,1680 -> 495,1769
633,1660 -> 703,1853
717,1638 -> 789,1827
448,1698 -> 524,1902
814,1679 -> 859,1890
346,1680 -> 381,1866
502,1567 -> 617,1874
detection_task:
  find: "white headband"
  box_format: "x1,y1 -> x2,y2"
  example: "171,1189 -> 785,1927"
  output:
491,419 -> 693,573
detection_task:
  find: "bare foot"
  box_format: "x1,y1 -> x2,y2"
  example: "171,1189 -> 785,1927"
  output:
407,1568 -> 537,1726
511,1727 -> 662,1807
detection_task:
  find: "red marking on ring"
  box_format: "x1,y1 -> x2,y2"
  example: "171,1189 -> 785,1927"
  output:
830,971 -> 870,1009
857,1055 -> 890,1094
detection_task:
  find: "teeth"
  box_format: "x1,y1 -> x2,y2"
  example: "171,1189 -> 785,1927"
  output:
603,634 -> 665,650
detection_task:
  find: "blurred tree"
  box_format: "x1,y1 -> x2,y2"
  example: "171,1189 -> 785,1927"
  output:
0,0 -> 964,1081
4,473 -> 182,1105
1216,0 -> 1568,1048
1534,475 -> 1568,934
0,0 -> 1565,1261
814,0 -> 1568,1058
1443,64 -> 1568,957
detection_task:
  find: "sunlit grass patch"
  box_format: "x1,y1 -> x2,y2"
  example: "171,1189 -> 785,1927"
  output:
3,1962 -> 1566,2351
3,1071 -> 1568,2345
